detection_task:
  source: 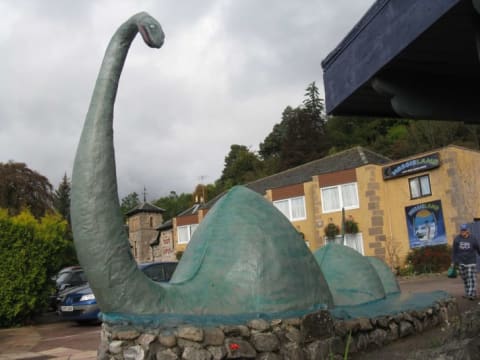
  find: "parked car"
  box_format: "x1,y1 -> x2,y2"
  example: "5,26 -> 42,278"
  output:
57,262 -> 178,323
49,266 -> 87,310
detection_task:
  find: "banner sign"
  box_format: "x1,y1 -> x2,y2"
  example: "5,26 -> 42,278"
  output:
383,153 -> 440,180
405,200 -> 447,248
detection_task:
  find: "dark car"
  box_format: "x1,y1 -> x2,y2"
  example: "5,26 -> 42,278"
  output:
57,262 -> 177,323
49,266 -> 87,310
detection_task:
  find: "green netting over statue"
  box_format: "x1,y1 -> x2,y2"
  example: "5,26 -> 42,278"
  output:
313,243 -> 449,320
367,256 -> 400,295
102,186 -> 333,325
314,243 -> 386,306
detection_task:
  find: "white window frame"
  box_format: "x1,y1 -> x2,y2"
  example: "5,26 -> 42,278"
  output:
324,233 -> 364,255
273,196 -> 307,221
177,224 -> 198,245
409,175 -> 431,199
320,182 -> 359,214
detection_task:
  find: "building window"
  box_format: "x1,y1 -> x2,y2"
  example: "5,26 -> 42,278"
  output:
177,224 -> 198,244
409,175 -> 431,199
321,183 -> 359,213
273,196 -> 307,221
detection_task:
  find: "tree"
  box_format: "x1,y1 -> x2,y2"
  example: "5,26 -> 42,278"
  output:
154,191 -> 193,221
120,192 -> 140,216
216,145 -> 265,191
0,209 -> 71,326
0,161 -> 53,219
53,173 -> 71,226
303,81 -> 326,132
278,107 -> 330,170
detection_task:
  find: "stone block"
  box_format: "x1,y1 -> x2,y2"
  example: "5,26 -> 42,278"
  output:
207,345 -> 227,360
285,326 -> 302,344
222,325 -> 250,338
182,347 -> 212,360
113,329 -> 141,341
301,310 -> 334,342
108,340 -> 124,354
155,348 -> 179,360
177,326 -> 204,342
124,345 -> 145,360
399,321 -> 415,338
280,342 -> 306,360
357,318 -> 374,331
203,328 -> 225,346
225,338 -> 256,359
159,332 -> 177,348
306,339 -> 330,360
251,333 -> 280,352
256,352 -> 281,360
247,319 -> 271,332
137,333 -> 156,349
368,328 -> 387,347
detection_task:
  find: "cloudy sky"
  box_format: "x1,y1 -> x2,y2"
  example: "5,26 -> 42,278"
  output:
0,0 -> 373,200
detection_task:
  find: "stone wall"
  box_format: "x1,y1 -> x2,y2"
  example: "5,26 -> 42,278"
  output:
98,297 -> 456,360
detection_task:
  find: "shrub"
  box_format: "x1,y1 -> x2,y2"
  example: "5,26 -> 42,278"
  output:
344,216 -> 359,234
324,223 -> 340,239
0,209 -> 70,327
405,244 -> 452,274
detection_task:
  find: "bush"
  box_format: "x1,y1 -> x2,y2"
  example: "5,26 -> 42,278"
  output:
405,244 -> 452,274
324,223 -> 340,239
0,209 -> 71,327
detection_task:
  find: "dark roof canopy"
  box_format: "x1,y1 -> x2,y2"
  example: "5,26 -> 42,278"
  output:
322,0 -> 480,122
126,202 -> 165,217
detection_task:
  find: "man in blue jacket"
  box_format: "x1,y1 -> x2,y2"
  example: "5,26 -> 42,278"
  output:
452,224 -> 480,300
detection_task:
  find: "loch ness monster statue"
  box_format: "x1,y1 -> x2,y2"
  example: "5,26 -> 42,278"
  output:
71,12 -> 333,325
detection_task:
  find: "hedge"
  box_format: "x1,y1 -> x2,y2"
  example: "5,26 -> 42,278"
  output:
0,209 -> 71,327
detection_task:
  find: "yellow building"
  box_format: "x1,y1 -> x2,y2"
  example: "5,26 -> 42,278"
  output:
166,145 -> 480,267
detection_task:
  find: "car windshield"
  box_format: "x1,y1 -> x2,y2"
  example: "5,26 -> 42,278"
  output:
141,263 -> 177,282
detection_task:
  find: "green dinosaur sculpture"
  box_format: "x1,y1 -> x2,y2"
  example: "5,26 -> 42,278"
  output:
71,12 -> 333,324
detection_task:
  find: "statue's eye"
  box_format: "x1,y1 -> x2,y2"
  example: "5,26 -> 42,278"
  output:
149,24 -> 156,29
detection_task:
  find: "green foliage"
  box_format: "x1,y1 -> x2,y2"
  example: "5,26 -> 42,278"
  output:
324,223 -> 340,239
154,191 -> 193,222
120,192 -> 140,216
0,209 -> 71,327
53,173 -> 71,226
344,217 -> 359,234
0,161 -> 54,219
216,145 -> 265,191
405,244 -> 452,274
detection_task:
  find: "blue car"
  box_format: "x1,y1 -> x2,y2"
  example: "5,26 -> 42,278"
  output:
57,262 -> 178,323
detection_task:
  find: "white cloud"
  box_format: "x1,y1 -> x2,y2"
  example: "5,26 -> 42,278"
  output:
0,0 -> 374,199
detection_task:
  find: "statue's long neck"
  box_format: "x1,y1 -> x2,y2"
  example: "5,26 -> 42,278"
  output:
71,18 -> 140,296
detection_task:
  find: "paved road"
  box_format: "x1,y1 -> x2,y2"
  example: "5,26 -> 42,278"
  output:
0,274 -> 476,359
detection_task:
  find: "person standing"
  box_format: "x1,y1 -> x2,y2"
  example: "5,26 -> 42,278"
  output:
452,224 -> 480,300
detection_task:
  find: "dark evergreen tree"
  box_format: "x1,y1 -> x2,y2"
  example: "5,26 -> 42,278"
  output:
216,144 -> 265,191
53,173 -> 71,225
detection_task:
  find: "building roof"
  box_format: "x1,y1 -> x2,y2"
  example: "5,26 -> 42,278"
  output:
322,0 -> 480,122
125,202 -> 165,216
246,146 -> 390,195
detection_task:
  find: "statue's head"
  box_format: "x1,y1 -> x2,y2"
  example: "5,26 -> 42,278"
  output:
136,12 -> 165,49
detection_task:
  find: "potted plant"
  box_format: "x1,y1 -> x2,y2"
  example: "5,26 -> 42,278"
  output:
324,222 -> 340,239
344,216 -> 359,234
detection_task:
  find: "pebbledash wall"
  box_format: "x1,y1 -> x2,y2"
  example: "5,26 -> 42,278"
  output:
167,145 -> 480,267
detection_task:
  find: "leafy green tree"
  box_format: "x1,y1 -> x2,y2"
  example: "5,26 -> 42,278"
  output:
0,161 -> 53,219
154,191 -> 193,221
0,209 -> 71,326
216,145 -> 265,191
53,173 -> 71,226
279,107 -> 330,170
120,192 -> 140,216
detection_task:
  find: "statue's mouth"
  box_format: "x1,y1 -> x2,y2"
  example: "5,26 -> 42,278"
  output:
139,25 -> 163,48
